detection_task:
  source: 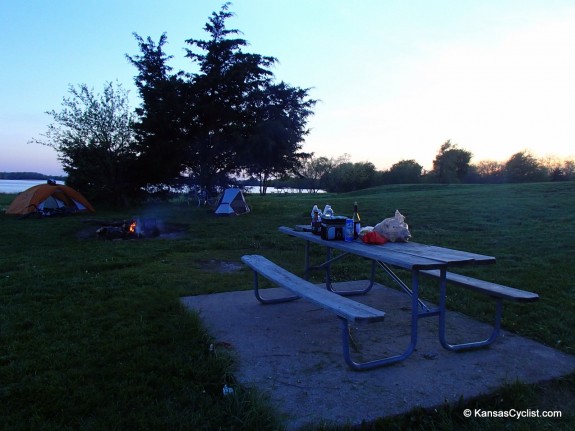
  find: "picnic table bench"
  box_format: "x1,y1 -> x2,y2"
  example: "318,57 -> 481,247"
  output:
241,254 -> 386,370
418,268 -> 539,351
420,269 -> 539,302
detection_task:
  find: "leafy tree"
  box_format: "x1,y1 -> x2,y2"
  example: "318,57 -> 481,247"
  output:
540,156 -> 575,182
549,166 -> 565,181
322,161 -> 377,193
295,155 -> 333,192
562,160 -> 575,180
30,82 -> 138,205
386,159 -> 423,184
474,160 -> 505,183
431,140 -> 472,183
504,151 -> 546,183
241,82 -> 315,195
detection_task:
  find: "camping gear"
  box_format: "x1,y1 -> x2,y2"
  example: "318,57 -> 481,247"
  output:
374,210 -> 411,242
320,216 -> 347,240
6,182 -> 95,216
214,188 -> 250,216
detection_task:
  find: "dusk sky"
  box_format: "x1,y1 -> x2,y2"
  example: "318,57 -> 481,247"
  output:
2,0 -> 575,176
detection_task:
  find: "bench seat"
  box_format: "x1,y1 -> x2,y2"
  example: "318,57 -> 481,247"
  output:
241,254 -> 385,324
420,269 -> 539,302
241,254 -> 387,370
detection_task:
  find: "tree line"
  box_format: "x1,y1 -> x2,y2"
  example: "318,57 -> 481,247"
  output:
0,172 -> 66,181
272,140 -> 575,193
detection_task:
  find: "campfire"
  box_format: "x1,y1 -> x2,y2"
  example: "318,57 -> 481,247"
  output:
96,217 -> 160,240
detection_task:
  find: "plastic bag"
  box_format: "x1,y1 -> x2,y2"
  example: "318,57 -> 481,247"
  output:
359,227 -> 388,245
374,210 -> 411,242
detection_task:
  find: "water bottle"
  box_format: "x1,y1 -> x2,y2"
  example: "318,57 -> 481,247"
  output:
311,205 -> 319,225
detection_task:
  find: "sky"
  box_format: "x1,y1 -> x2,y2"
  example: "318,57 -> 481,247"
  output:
2,0 -> 575,176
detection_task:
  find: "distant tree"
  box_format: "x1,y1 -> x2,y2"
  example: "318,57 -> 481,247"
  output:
549,166 -> 566,181
0,172 -> 65,181
474,160 -> 505,183
30,82 -> 138,205
386,159 -> 423,184
241,82 -> 315,195
294,155 -> 333,192
431,140 -> 473,183
540,156 -> 575,182
563,160 -> 575,180
504,151 -> 546,183
322,161 -> 377,193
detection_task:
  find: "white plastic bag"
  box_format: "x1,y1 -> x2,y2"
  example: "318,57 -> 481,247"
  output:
374,210 -> 411,242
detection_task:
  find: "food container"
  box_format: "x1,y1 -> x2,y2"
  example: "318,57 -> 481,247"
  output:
320,216 -> 348,241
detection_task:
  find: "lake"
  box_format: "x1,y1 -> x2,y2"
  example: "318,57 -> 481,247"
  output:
1,180 -> 324,194
0,179 -> 65,193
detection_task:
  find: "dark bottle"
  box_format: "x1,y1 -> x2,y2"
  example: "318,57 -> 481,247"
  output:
311,205 -> 321,235
352,201 -> 361,239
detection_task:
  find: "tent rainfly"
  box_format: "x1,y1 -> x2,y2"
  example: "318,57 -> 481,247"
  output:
214,188 -> 250,216
6,182 -> 95,216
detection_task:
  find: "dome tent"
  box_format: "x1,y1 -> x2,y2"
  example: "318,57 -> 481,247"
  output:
214,188 -> 250,216
6,181 -> 95,216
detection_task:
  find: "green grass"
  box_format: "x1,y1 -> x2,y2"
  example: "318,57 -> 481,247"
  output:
1,182 -> 574,430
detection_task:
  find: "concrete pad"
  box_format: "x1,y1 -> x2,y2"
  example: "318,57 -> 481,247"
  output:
181,282 -> 575,430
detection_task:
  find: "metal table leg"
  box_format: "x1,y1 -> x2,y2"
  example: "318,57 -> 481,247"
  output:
302,241 -> 375,295
252,271 -> 300,304
341,270 -> 422,370
437,268 -> 502,351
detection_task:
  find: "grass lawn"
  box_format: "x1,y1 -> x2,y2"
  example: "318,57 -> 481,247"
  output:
1,182 -> 574,430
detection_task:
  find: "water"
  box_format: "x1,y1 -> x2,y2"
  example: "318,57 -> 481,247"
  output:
0,180 -> 323,194
244,186 -> 325,194
0,179 -> 61,193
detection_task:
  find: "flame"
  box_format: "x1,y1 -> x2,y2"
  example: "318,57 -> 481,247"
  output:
129,220 -> 137,234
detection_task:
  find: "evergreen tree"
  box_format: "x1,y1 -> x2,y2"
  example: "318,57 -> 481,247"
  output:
128,3 -> 316,194
127,33 -> 189,187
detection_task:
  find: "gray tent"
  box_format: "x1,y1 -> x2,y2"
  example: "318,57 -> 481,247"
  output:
214,188 -> 250,215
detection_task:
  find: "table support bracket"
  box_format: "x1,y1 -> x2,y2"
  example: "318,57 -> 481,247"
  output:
377,261 -> 430,312
304,241 -> 376,296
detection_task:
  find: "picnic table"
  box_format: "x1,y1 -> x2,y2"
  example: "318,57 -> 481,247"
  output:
241,226 -> 538,371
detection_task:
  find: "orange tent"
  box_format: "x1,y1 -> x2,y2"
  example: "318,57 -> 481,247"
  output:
6,183 -> 95,216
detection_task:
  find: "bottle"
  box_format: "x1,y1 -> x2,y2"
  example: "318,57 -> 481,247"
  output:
311,205 -> 321,235
323,204 -> 334,218
311,205 -> 319,226
352,201 -> 361,239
